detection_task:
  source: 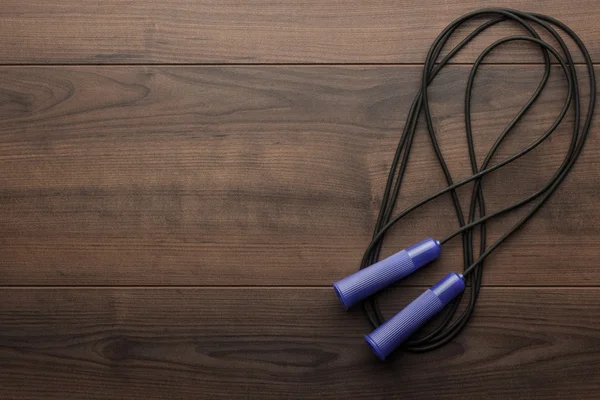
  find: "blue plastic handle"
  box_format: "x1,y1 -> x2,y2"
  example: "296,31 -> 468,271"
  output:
364,272 -> 465,360
332,238 -> 441,309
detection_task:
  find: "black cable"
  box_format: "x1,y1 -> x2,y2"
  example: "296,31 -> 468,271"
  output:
360,8 -> 596,352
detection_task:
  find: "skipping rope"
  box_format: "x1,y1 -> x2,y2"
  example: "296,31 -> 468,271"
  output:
332,8 -> 596,360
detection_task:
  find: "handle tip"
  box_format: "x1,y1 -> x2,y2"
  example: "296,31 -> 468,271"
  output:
332,282 -> 350,309
364,334 -> 387,360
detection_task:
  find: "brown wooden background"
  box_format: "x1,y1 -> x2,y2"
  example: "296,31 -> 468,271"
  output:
1,1 -> 599,399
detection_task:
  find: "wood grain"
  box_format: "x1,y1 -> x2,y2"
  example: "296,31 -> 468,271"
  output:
0,1 -> 598,64
0,65 -> 596,286
3,1 -> 599,399
1,287 -> 599,399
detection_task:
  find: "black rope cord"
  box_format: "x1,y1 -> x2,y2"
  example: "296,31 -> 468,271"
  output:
361,8 -> 596,352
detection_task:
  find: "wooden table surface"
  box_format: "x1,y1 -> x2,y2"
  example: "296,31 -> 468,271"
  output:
1,2 -> 599,399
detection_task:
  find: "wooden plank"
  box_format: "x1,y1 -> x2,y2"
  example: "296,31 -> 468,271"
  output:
0,65 -> 597,286
0,1 -> 598,64
1,287 -> 600,399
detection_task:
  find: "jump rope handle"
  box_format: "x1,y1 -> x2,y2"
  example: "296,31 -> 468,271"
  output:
332,238 -> 441,309
364,272 -> 465,360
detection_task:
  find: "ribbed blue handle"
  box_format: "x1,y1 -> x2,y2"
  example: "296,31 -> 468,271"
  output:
332,238 -> 441,309
364,272 -> 465,360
